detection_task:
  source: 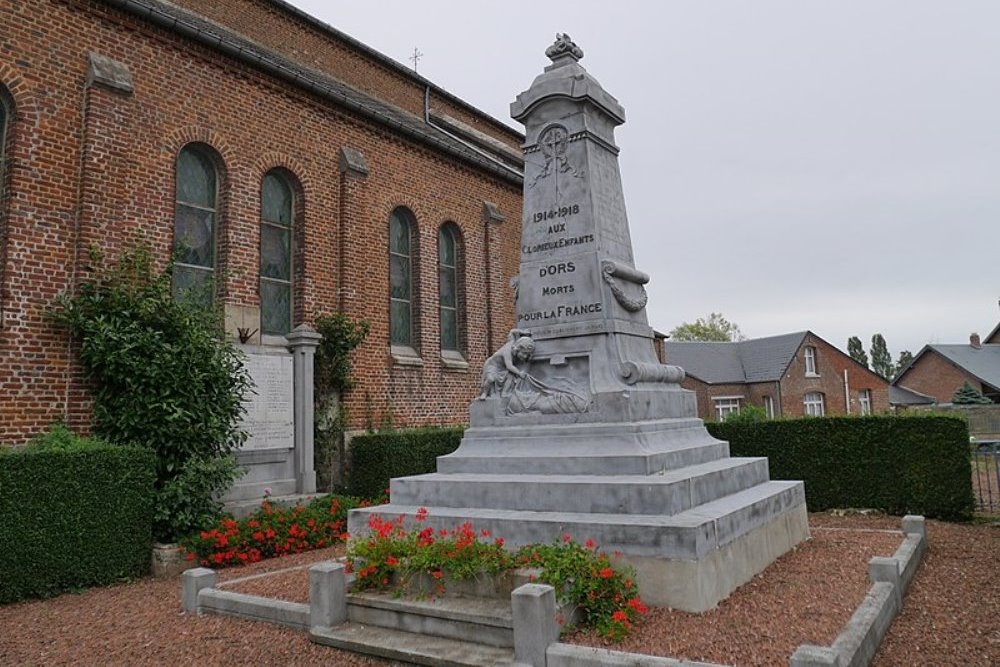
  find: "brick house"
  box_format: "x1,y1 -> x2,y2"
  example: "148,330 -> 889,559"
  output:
0,0 -> 525,444
661,331 -> 890,421
892,328 -> 1000,405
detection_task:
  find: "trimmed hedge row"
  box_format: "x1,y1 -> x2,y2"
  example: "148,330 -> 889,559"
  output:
347,427 -> 463,499
0,434 -> 156,603
708,415 -> 974,519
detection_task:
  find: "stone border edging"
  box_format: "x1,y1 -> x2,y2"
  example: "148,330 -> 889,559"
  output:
790,515 -> 927,667
546,643 -> 725,666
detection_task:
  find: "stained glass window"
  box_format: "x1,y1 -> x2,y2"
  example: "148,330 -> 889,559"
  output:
260,171 -> 293,336
172,145 -> 217,305
390,208 -> 414,347
438,224 -> 460,352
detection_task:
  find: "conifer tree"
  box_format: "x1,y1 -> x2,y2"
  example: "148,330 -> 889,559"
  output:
870,334 -> 893,380
847,336 -> 869,368
952,381 -> 992,405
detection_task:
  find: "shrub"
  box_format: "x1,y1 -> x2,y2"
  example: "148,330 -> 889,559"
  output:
347,510 -> 648,641
707,415 -> 974,519
52,245 -> 251,542
0,426 -> 156,603
179,494 -> 364,567
347,427 -> 464,499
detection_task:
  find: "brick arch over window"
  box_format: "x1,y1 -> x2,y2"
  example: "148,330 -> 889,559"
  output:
259,167 -> 304,337
172,142 -> 227,305
437,221 -> 466,356
389,206 -> 420,353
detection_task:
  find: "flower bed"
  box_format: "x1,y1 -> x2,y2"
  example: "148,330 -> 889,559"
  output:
180,494 -> 367,567
347,509 -> 649,641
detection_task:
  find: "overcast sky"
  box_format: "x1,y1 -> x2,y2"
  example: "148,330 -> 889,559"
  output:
290,0 -> 999,358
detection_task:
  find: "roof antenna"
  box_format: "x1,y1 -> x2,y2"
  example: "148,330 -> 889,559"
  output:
409,46 -> 424,72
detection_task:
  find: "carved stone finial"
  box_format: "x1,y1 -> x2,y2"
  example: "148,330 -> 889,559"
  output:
545,33 -> 583,63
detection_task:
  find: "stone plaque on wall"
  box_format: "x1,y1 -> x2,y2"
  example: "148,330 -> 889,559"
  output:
239,347 -> 294,450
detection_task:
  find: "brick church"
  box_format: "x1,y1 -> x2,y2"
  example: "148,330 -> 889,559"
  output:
0,0 -> 524,444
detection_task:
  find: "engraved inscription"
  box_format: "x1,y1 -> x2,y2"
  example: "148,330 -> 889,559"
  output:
240,351 -> 294,450
530,204 -> 579,224
521,234 -> 594,255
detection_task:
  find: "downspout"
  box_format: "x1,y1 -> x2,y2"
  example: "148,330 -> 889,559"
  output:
423,87 -> 523,179
844,369 -> 851,415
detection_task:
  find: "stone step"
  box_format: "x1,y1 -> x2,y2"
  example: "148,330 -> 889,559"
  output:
347,590 -> 515,648
392,457 -> 770,516
310,622 -> 517,666
438,418 -> 730,475
437,439 -> 730,475
350,479 -> 805,561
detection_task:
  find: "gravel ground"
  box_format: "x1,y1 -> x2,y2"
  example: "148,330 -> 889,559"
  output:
1,513 -> 997,666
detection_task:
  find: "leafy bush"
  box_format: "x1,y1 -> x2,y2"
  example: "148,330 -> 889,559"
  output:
52,245 -> 251,542
314,313 -> 370,396
0,426 -> 156,603
347,510 -> 648,641
347,427 -> 464,499
179,494 -> 365,567
707,415 -> 974,519
723,404 -> 767,424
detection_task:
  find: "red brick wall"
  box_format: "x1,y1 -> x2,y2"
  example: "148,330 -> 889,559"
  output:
778,334 -> 890,417
679,377 -> 748,422
0,0 -> 521,444
895,351 -> 983,404
169,0 -> 522,152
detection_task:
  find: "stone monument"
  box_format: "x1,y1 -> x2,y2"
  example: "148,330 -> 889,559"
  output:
349,35 -> 808,611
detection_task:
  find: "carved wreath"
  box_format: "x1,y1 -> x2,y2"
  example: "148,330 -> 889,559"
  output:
601,260 -> 648,312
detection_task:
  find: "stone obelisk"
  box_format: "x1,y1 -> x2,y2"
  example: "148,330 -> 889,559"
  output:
350,35 -> 808,611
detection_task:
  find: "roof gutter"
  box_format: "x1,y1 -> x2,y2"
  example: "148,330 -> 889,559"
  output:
100,0 -> 523,186
424,87 -> 523,180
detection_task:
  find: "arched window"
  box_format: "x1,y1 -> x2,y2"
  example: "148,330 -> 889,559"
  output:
172,144 -> 219,305
0,86 -> 11,191
260,170 -> 294,337
438,223 -> 463,354
389,207 -> 416,349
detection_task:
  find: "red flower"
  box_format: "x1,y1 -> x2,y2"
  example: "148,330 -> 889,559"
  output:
494,537 -> 505,547
431,570 -> 444,580
184,552 -> 195,561
599,567 -> 614,579
585,538 -> 596,550
627,598 -> 649,614
386,556 -> 399,566
415,506 -> 428,522
612,610 -> 628,623
562,533 -> 572,543
252,531 -> 264,542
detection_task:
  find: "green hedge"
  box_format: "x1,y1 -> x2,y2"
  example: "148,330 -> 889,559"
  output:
707,416 -> 974,519
0,431 -> 156,603
348,427 -> 464,499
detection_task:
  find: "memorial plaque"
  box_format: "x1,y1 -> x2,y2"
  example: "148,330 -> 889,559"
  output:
239,348 -> 294,450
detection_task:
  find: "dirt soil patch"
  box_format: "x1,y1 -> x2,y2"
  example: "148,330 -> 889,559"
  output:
1,513 -> 997,666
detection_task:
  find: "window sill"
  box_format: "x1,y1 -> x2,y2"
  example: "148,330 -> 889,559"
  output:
391,345 -> 424,367
805,373 -> 820,378
441,351 -> 470,372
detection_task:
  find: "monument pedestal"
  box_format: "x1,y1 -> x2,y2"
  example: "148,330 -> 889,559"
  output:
348,35 -> 807,611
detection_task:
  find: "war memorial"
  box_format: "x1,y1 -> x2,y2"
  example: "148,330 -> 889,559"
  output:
349,35 -> 809,612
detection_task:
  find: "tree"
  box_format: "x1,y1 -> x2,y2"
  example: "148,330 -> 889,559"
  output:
53,245 -> 251,542
893,350 -> 914,379
870,334 -> 894,380
847,336 -> 869,368
670,313 -> 745,342
952,381 -> 992,405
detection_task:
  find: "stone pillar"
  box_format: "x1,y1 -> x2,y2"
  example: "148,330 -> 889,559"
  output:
482,201 -> 506,355
287,324 -> 322,494
181,568 -> 216,613
511,583 -> 559,667
309,561 -> 348,628
901,515 -> 925,538
868,556 -> 902,608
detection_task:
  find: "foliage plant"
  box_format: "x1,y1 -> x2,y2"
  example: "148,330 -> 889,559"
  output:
669,312 -> 744,342
0,425 -> 155,603
847,336 -> 869,369
952,381 -> 993,405
314,313 -> 370,397
51,244 -> 252,542
180,494 -> 366,567
708,415 -> 974,519
347,427 -> 464,499
347,509 -> 648,641
722,404 -> 767,424
312,313 -> 369,491
870,333 -> 894,380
